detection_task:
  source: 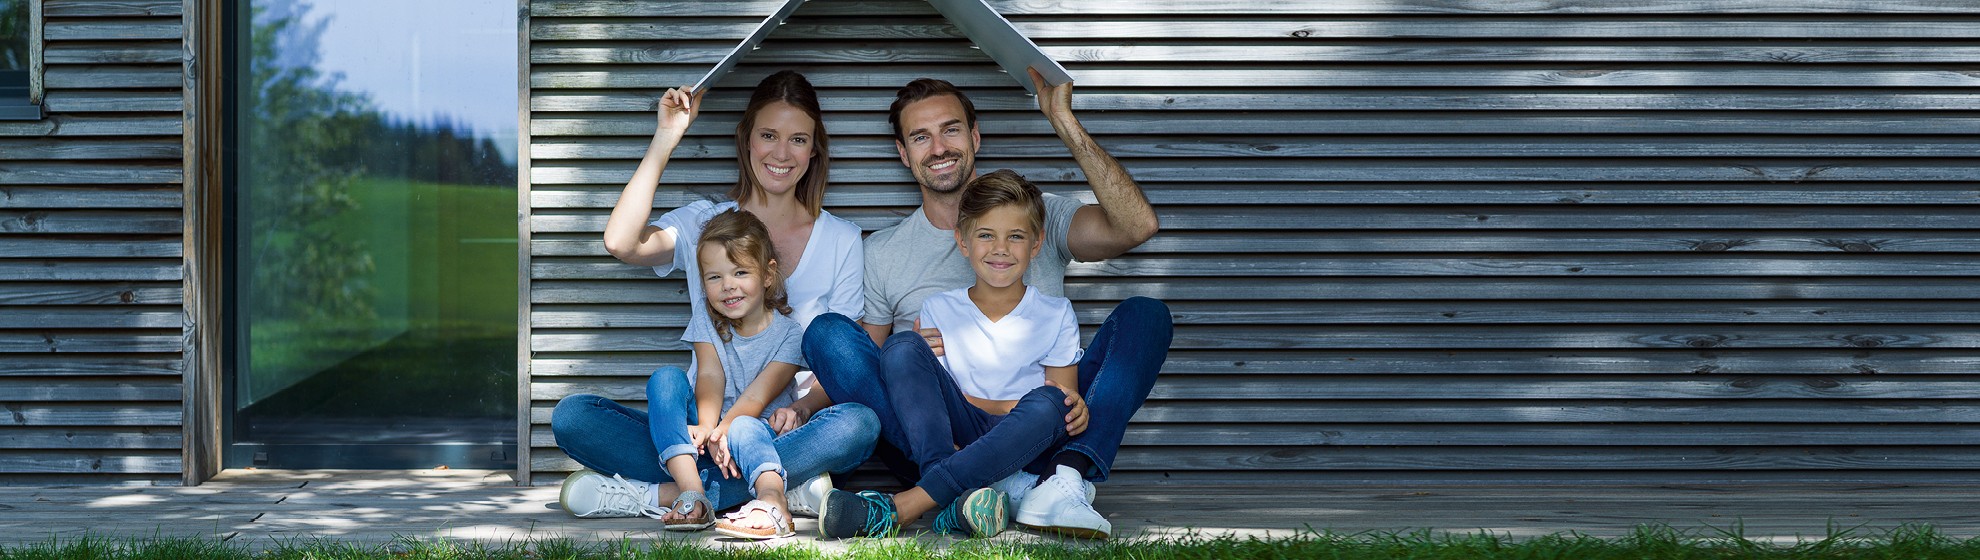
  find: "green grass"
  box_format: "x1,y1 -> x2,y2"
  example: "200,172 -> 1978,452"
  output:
10,525 -> 1980,560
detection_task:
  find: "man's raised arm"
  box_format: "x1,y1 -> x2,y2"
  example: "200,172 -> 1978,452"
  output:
1030,68 -> 1159,262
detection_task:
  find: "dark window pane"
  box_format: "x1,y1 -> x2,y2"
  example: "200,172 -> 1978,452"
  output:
1,0 -> 25,71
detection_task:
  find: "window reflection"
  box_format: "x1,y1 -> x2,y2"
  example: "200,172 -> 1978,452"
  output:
1,0 -> 24,71
230,0 -> 517,467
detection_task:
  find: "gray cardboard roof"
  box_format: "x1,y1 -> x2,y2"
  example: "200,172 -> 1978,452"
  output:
693,0 -> 1071,94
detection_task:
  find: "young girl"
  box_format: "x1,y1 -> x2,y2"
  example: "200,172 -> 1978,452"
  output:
818,170 -> 1090,539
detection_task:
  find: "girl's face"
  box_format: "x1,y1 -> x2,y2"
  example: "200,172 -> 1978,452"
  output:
745,101 -> 817,198
955,204 -> 1039,290
699,242 -> 775,322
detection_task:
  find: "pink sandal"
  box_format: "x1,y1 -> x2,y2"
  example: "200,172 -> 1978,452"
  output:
713,499 -> 796,540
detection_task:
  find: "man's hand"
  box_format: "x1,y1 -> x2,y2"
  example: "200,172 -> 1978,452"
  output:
1044,379 -> 1089,436
768,404 -> 812,435
1029,67 -> 1074,122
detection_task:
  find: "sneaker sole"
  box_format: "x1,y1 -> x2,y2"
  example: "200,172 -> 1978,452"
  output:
1018,521 -> 1110,540
957,488 -> 1010,538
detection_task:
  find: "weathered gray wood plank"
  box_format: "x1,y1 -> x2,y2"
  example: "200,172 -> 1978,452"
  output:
531,43 -> 1980,65
0,115 -> 183,136
0,210 -> 183,232
0,238 -> 181,258
0,261 -> 181,281
0,138 -> 183,160
0,451 -> 180,473
42,0 -> 183,17
530,91 -> 1980,112
42,20 -> 183,41
532,254 -> 1980,280
0,186 -> 182,208
1122,401 -> 1980,424
531,136 -> 1980,160
43,65 -> 184,89
535,66 -> 1980,90
0,333 -> 184,353
0,282 -> 182,305
527,19 -> 1980,41
533,0 -> 1980,16
0,404 -> 181,427
43,44 -> 181,65
0,428 -> 180,449
530,112 -> 1980,137
531,232 -> 1980,256
40,91 -> 182,113
0,355 -> 184,377
529,348 -> 1980,377
533,277 -> 1980,305
0,379 -> 181,401
532,182 -> 1980,206
0,307 -> 184,329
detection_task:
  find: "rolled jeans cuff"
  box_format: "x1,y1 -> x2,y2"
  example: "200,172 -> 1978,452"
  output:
660,443 -> 698,462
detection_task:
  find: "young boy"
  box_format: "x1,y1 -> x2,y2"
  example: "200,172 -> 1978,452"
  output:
818,170 -> 1096,539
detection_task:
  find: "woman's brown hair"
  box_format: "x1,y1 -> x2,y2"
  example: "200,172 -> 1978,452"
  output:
732,70 -> 829,218
697,209 -> 793,342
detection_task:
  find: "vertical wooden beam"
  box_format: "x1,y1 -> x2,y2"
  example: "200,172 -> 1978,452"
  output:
513,0 -> 533,487
26,0 -> 40,104
181,0 -> 224,486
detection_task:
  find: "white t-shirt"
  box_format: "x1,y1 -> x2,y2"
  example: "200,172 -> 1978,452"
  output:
649,200 -> 864,364
918,286 -> 1084,401
861,193 -> 1083,335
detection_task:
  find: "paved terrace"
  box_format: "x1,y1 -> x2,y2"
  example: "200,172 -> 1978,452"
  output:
1,470 -> 1972,550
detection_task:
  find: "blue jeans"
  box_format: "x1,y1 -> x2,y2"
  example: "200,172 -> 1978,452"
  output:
881,332 -> 1070,506
804,296 -> 1172,484
550,366 -> 881,510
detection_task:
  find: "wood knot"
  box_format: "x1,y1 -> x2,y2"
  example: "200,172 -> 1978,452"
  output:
1730,377 -> 1765,389
119,291 -> 136,303
1681,335 -> 1729,348
1804,377 -> 1842,389
1290,29 -> 1313,38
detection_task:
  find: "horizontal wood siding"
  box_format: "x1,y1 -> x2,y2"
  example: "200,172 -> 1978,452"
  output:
0,0 -> 186,484
524,0 -> 1980,484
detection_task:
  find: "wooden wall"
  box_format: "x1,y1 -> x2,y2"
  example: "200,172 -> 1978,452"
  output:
524,0 -> 1980,485
0,0 -> 187,484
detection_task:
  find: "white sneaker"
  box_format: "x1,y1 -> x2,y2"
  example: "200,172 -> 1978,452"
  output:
559,469 -> 667,519
784,472 -> 832,518
1014,465 -> 1110,539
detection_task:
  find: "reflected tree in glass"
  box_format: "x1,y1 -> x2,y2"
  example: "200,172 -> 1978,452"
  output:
1,0 -> 25,71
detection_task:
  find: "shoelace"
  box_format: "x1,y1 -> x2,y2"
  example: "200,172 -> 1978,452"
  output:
1053,473 -> 1094,509
852,490 -> 897,537
594,473 -> 668,519
931,498 -> 965,536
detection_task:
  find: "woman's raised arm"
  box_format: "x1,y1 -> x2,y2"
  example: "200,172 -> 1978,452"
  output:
603,87 -> 705,266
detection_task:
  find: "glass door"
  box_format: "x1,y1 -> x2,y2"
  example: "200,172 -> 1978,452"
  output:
223,0 -> 518,468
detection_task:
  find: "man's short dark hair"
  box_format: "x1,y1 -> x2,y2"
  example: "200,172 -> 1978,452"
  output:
888,78 -> 977,142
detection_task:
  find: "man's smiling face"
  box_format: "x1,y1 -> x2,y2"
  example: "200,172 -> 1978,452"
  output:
894,93 -> 981,195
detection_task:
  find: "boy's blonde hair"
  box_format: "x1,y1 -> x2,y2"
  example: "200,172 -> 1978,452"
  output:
697,209 -> 793,342
957,169 -> 1045,234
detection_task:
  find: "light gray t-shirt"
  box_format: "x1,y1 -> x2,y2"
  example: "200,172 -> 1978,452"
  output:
689,311 -> 806,421
862,193 -> 1083,335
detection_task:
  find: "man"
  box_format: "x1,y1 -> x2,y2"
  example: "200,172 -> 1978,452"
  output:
793,69 -> 1171,539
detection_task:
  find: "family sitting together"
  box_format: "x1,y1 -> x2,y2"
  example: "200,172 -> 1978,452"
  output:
548,68 -> 1171,540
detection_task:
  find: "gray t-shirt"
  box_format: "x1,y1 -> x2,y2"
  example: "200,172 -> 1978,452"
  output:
862,193 -> 1083,335
689,312 -> 806,420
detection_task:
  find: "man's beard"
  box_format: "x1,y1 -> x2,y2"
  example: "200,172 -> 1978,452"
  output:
917,155 -> 970,194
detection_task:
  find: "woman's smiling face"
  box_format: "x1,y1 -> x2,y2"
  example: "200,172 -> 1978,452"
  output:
745,101 -> 817,198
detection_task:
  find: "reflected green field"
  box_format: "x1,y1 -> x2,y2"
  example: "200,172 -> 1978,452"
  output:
244,177 -> 516,421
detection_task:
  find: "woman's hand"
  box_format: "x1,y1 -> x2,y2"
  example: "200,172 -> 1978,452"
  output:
707,420 -> 741,478
655,86 -> 705,143
1044,380 -> 1089,436
768,404 -> 812,435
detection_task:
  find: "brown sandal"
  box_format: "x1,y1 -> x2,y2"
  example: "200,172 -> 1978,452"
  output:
662,490 -> 714,531
714,499 -> 796,540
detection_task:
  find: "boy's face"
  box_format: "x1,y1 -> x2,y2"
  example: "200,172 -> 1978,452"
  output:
698,242 -> 773,322
955,204 -> 1040,290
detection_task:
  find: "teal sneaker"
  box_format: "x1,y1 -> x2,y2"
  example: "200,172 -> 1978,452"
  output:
932,487 -> 1010,538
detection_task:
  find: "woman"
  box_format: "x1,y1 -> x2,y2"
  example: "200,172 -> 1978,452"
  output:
550,71 -> 876,535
